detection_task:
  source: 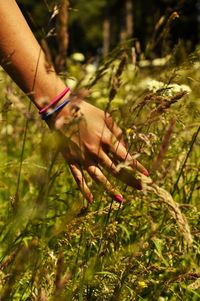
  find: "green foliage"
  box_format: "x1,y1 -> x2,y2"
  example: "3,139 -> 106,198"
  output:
0,46 -> 200,300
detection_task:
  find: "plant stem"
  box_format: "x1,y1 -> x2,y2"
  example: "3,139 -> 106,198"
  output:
172,126 -> 200,196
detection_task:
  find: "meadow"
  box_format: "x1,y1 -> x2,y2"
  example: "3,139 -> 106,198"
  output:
0,44 -> 199,300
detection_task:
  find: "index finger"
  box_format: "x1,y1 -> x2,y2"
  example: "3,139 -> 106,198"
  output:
109,138 -> 149,176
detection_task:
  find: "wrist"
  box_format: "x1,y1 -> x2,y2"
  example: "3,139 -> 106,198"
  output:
31,74 -> 67,109
38,86 -> 71,128
39,86 -> 70,114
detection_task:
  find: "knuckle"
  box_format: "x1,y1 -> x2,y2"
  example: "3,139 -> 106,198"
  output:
88,144 -> 99,155
105,112 -> 112,120
71,169 -> 83,186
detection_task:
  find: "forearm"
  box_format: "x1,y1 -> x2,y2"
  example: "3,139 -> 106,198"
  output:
0,0 -> 66,110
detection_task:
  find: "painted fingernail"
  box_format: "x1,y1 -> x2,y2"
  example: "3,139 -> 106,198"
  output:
89,195 -> 94,204
114,194 -> 125,203
143,170 -> 149,177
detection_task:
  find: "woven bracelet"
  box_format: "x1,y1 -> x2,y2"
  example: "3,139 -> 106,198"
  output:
41,98 -> 70,120
39,86 -> 70,114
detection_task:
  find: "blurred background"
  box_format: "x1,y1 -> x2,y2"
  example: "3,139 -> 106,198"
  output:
17,0 -> 200,66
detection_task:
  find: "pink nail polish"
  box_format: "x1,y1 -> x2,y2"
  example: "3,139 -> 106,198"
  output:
114,194 -> 125,203
143,170 -> 149,177
89,196 -> 94,204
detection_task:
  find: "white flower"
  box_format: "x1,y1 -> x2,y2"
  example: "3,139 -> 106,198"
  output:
66,77 -> 77,90
71,52 -> 85,62
138,60 -> 151,68
142,78 -> 164,92
142,78 -> 191,96
85,63 -> 97,74
152,55 -> 171,67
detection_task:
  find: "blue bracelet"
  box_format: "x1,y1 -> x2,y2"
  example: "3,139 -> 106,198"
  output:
41,98 -> 70,120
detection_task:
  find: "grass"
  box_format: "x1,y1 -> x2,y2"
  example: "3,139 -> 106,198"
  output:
0,46 -> 199,300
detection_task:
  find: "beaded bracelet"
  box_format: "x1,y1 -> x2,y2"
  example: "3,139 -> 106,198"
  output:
41,98 -> 70,120
39,86 -> 70,114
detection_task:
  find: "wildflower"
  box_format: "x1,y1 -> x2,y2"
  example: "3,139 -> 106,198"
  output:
138,281 -> 148,288
152,55 -> 171,67
143,78 -> 164,92
142,78 -> 191,97
126,128 -> 133,135
85,64 -> 97,74
138,60 -> 151,67
71,52 -> 85,62
66,77 -> 77,90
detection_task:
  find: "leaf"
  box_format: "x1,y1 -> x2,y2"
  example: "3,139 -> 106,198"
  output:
152,237 -> 169,267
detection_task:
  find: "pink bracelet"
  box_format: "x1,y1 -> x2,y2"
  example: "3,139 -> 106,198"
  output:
39,86 -> 71,114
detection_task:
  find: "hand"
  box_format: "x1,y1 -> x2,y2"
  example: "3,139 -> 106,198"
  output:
51,92 -> 149,204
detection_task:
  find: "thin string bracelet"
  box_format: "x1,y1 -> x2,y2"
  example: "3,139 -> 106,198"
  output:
39,86 -> 70,114
41,98 -> 70,120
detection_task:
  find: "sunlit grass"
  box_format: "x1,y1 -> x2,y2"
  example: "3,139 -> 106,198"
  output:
0,48 -> 199,300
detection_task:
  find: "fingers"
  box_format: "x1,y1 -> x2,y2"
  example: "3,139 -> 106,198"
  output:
104,114 -> 148,176
69,162 -> 124,204
69,163 -> 93,203
86,164 -> 124,203
131,158 -> 149,177
98,150 -> 142,190
108,138 -> 149,177
104,112 -> 124,142
97,150 -> 117,175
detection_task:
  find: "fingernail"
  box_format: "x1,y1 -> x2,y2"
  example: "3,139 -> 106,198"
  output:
114,194 -> 125,203
89,195 -> 94,204
143,170 -> 149,177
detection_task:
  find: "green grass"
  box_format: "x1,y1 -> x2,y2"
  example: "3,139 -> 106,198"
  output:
0,47 -> 199,300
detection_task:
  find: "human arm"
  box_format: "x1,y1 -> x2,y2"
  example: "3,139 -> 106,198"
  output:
0,0 -> 148,204
0,0 -> 66,108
